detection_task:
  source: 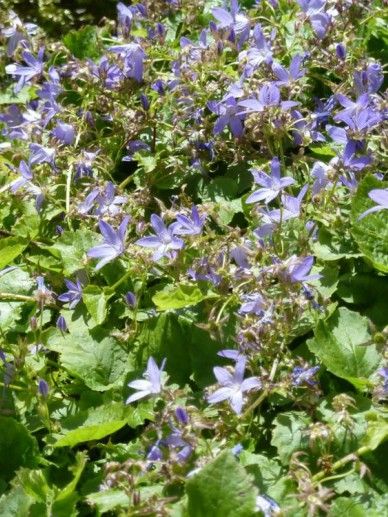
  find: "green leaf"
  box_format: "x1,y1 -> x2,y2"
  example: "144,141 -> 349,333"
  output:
137,313 -> 192,385
309,145 -> 337,160
337,273 -> 388,328
63,26 -> 101,59
52,229 -> 98,276
0,86 -> 36,105
0,486 -> 32,517
86,489 -> 130,513
312,227 -> 360,261
186,451 -> 257,517
328,497 -> 370,517
362,414 -> 388,452
239,452 -> 292,504
0,267 -> 34,294
0,237 -> 29,270
271,412 -> 311,464
351,175 -> 388,273
83,285 -> 110,325
307,307 -> 380,389
152,284 -> 218,311
54,403 -> 152,447
15,469 -> 52,504
47,323 -> 128,391
56,452 -> 87,500
0,418 -> 39,485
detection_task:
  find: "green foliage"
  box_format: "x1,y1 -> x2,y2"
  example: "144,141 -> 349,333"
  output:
63,26 -> 101,59
186,451 -> 258,517
351,175 -> 388,273
307,308 -> 380,389
0,417 -> 39,486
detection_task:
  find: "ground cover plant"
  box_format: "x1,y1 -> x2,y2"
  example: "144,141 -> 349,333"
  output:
0,0 -> 387,515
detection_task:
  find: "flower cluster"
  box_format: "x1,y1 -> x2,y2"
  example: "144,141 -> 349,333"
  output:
0,0 -> 386,515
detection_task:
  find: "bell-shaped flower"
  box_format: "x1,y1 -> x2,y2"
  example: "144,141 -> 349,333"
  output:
246,157 -> 295,204
207,357 -> 261,415
126,357 -> 166,404
88,216 -> 129,270
136,214 -> 184,261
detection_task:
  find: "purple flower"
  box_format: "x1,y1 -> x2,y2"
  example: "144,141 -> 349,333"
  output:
109,43 -> 146,82
354,63 -> 384,95
334,93 -> 370,118
246,157 -> 295,204
35,276 -> 53,303
175,407 -> 189,425
1,12 -> 37,57
358,189 -> 388,220
147,443 -> 163,461
126,357 -> 166,404
117,2 -> 134,29
292,366 -> 320,386
341,141 -> 372,171
187,258 -> 221,286
38,67 -> 62,101
255,495 -> 280,516
89,57 -> 123,90
124,291 -> 137,307
272,54 -> 305,86
297,0 -> 330,38
239,293 -> 266,316
239,24 -> 273,76
208,96 -> 245,138
78,182 -> 127,217
174,206 -> 205,235
207,357 -> 261,415
336,43 -> 346,61
217,349 -> 243,362
57,279 -> 83,309
238,84 -> 298,115
5,47 -> 45,92
29,143 -> 56,169
10,160 -> 31,192
212,0 -> 250,49
311,161 -> 331,195
136,214 -> 184,261
282,255 -> 320,284
51,121 -> 75,145
377,367 -> 388,396
333,107 -> 381,135
38,378 -> 49,397
56,315 -> 68,333
88,216 -> 130,270
75,151 -> 98,179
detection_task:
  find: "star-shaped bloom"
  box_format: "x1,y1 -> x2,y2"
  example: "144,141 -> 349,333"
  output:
51,121 -> 75,145
207,357 -> 261,415
126,357 -> 166,404
282,255 -> 320,284
246,157 -> 295,204
88,216 -> 129,270
174,206 -> 206,235
5,47 -> 45,92
57,279 -> 83,309
292,366 -> 320,386
358,189 -> 388,220
136,214 -> 184,261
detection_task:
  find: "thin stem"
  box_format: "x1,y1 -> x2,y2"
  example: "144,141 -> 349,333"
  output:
65,164 -> 73,214
215,295 -> 235,324
242,390 -> 268,419
0,293 -> 35,303
312,446 -> 370,484
107,270 -> 132,293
